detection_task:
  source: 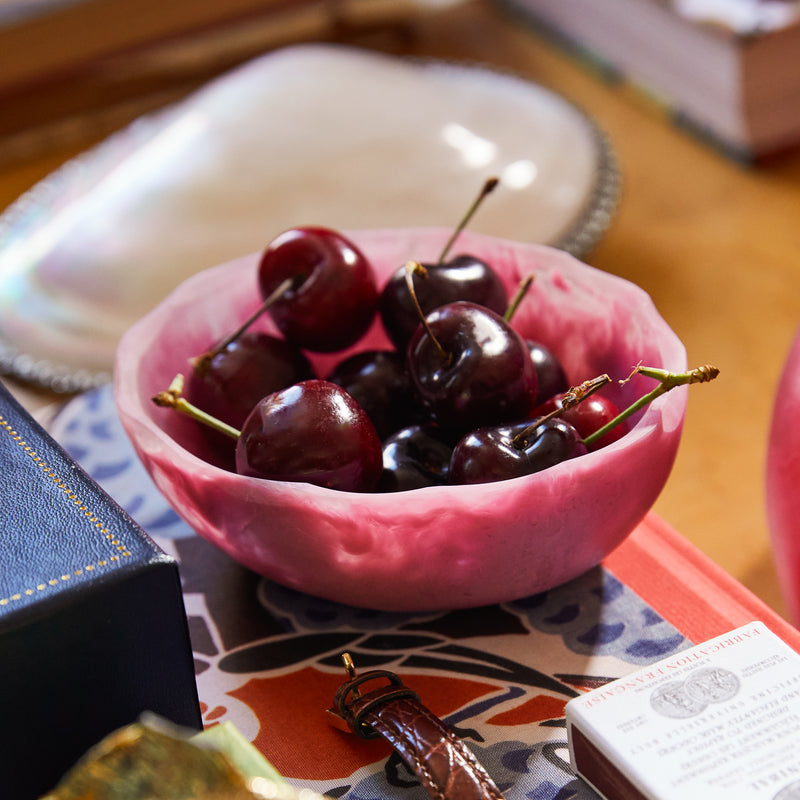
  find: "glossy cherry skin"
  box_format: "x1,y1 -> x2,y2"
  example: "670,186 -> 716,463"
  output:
187,332 -> 314,429
257,226 -> 379,352
235,380 -> 382,492
534,392 -> 626,451
379,254 -> 508,351
326,349 -> 422,440
376,425 -> 453,492
527,339 -> 569,405
407,301 -> 538,436
450,418 -> 587,485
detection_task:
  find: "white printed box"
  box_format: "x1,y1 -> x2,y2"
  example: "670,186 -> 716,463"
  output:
566,621 -> 800,799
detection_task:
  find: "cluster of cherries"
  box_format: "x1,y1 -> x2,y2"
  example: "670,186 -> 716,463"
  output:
155,181 -> 708,493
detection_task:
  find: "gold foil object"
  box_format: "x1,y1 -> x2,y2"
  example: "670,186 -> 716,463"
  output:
40,719 -> 323,800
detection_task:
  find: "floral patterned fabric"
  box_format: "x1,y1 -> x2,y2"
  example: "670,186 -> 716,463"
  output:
50,386 -> 691,799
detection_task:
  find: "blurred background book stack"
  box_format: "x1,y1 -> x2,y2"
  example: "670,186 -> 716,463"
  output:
497,0 -> 800,162
0,0 -> 441,167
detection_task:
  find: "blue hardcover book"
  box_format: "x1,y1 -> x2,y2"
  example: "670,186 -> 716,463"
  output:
0,379 -> 201,799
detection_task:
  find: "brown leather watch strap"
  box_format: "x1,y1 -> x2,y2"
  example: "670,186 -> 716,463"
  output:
328,654 -> 505,800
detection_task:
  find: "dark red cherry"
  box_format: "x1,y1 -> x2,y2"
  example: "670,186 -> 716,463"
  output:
376,425 -> 453,492
449,418 -> 587,485
534,391 -> 626,451
379,254 -> 508,352
235,380 -> 382,492
257,226 -> 379,352
406,301 -> 538,435
187,332 -> 314,429
326,349 -> 423,440
526,340 -> 569,405
379,177 -> 506,350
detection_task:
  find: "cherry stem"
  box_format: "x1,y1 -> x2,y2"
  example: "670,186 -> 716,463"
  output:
582,364 -> 720,447
404,260 -> 452,365
504,273 -> 535,323
152,374 -> 241,441
437,176 -> 499,264
511,373 -> 610,449
190,276 -> 297,374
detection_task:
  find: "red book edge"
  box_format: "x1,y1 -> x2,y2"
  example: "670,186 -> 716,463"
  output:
603,511 -> 800,650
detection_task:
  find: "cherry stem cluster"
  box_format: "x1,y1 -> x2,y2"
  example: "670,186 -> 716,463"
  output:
511,373 -> 611,449
402,258 -> 534,367
504,273 -> 535,323
152,374 -> 241,440
191,275 -> 298,374
404,260 -> 453,365
437,176 -> 499,264
582,364 -> 720,447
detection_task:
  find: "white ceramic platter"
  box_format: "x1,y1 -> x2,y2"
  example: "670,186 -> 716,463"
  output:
0,43 -> 619,392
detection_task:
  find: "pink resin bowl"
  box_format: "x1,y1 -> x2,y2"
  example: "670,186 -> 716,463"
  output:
114,228 -> 687,611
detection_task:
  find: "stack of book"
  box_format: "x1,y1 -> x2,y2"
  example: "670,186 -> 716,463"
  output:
498,0 -> 800,161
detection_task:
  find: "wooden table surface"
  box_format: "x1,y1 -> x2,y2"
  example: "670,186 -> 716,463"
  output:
2,0 -> 799,621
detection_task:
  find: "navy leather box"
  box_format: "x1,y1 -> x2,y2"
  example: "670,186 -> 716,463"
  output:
0,380 -> 202,799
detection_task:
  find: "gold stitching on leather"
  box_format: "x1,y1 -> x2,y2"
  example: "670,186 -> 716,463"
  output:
0,412 -> 133,608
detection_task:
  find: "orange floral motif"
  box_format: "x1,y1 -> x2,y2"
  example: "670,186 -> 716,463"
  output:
204,705 -> 228,723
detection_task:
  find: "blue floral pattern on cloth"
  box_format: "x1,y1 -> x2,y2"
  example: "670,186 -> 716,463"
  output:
508,570 -> 687,665
49,385 -> 691,800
